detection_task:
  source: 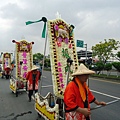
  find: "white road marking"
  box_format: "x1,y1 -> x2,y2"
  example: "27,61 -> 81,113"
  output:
91,99 -> 119,110
90,77 -> 120,84
42,85 -> 53,88
41,76 -> 46,78
91,89 -> 120,100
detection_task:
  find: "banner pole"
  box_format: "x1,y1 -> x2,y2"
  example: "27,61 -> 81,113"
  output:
39,31 -> 48,94
91,99 -> 119,110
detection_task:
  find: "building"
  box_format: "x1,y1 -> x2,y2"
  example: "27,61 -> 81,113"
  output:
77,50 -> 92,59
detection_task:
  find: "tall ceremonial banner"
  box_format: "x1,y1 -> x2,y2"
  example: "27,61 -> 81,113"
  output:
48,18 -> 79,98
2,53 -> 12,70
12,40 -> 34,81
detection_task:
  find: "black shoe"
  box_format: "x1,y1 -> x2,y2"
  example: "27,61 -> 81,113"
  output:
28,99 -> 31,102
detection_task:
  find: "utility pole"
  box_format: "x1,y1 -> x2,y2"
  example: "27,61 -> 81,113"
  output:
84,43 -> 89,87
84,44 -> 87,64
25,17 -> 47,94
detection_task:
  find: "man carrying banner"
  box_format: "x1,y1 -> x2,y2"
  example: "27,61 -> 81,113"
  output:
26,65 -> 41,102
64,63 -> 106,120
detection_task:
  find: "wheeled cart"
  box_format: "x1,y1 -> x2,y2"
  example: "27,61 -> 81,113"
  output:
10,39 -> 34,96
31,17 -> 79,119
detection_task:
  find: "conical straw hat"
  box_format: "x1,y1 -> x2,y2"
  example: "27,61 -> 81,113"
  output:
31,65 -> 39,71
72,63 -> 95,76
6,65 -> 10,68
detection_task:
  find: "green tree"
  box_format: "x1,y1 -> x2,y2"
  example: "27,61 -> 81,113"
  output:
33,53 -> 51,68
94,62 -> 104,74
44,58 -> 51,68
104,63 -> 112,76
92,39 -> 120,64
112,62 -> 120,77
104,63 -> 112,71
111,51 -> 120,61
33,53 -> 44,64
112,62 -> 120,72
116,51 -> 120,61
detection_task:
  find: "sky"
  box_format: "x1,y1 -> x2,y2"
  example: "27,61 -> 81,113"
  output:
0,0 -> 120,56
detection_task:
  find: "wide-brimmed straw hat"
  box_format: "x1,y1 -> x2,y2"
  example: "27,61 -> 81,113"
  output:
72,63 -> 95,76
6,65 -> 10,68
31,65 -> 39,71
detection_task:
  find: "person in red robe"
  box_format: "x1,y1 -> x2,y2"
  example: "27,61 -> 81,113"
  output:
64,63 -> 106,120
4,66 -> 11,79
26,65 -> 41,102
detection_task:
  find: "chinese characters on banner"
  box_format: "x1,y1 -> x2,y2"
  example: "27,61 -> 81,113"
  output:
48,19 -> 79,98
13,40 -> 33,81
2,53 -> 11,70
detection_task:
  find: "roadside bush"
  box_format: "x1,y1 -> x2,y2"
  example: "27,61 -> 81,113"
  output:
104,63 -> 112,76
104,63 -> 112,71
94,62 -> 104,74
112,62 -> 120,72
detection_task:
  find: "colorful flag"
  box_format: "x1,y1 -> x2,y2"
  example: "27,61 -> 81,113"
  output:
25,17 -> 47,38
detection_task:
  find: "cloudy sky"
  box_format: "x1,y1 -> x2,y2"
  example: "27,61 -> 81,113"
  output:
0,0 -> 120,56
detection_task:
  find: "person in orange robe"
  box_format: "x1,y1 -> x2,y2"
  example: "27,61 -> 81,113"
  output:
64,63 -> 106,120
26,65 -> 41,102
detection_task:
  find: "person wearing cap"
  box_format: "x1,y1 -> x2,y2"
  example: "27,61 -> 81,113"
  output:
26,65 -> 41,102
64,63 -> 106,120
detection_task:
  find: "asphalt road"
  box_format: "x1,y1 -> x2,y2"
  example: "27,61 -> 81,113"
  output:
89,77 -> 120,120
0,70 -> 120,120
0,75 -> 45,120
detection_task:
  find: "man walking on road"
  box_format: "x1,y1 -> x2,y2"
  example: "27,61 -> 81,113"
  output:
26,65 -> 41,102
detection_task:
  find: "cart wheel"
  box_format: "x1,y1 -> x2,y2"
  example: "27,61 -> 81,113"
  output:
38,113 -> 41,118
16,91 -> 18,97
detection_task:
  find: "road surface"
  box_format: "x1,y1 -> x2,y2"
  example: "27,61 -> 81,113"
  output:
0,70 -> 120,120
